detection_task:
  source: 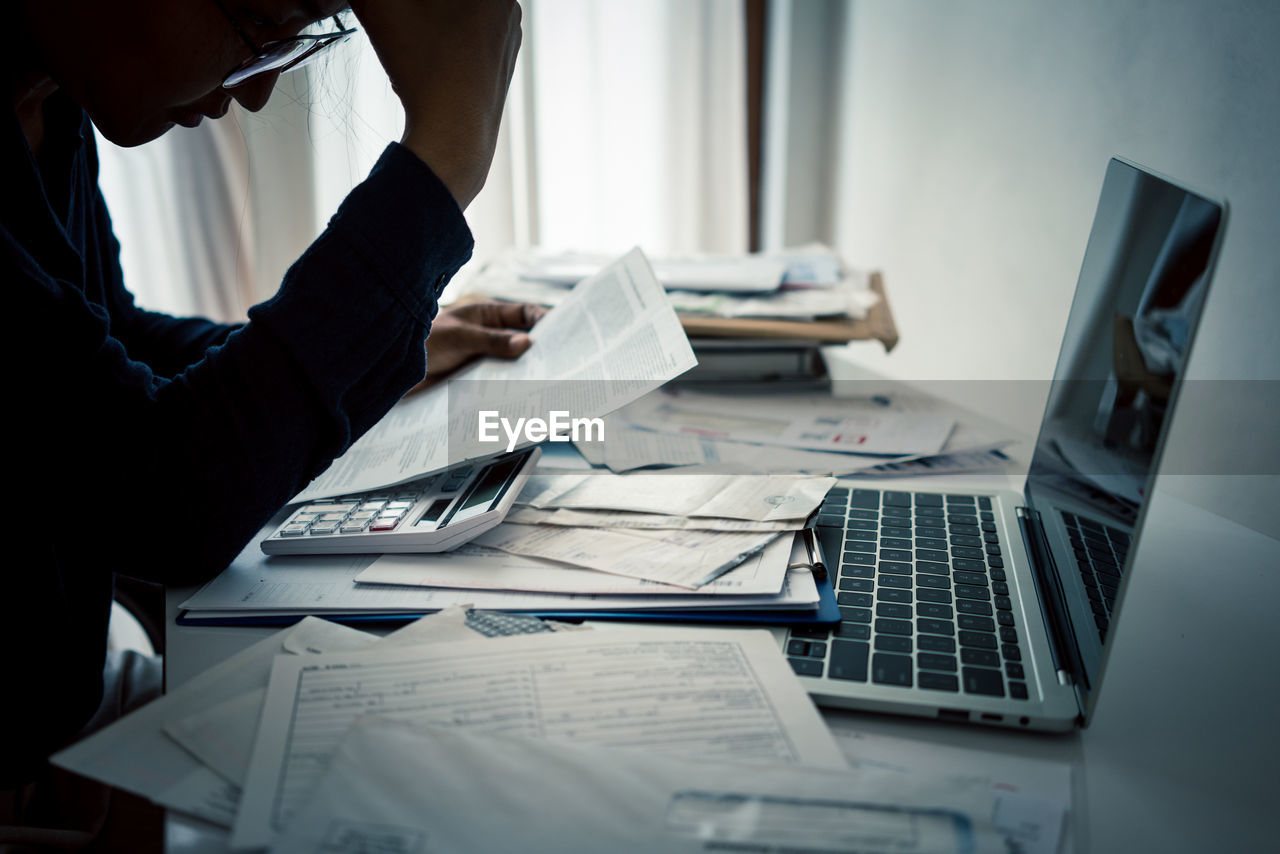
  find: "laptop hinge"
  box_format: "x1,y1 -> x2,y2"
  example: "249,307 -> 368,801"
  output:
1017,507 -> 1089,692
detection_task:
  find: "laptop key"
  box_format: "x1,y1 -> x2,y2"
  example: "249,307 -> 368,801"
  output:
958,614 -> 995,632
1009,681 -> 1029,700
842,551 -> 875,565
879,561 -> 912,576
918,672 -> 960,692
839,578 -> 873,592
849,489 -> 880,509
961,648 -> 1000,668
956,599 -> 993,616
959,631 -> 998,650
917,618 -> 954,636
880,549 -> 913,562
789,658 -> 824,677
917,653 -> 957,672
881,537 -> 914,551
954,571 -> 987,587
918,602 -> 953,619
1002,644 -> 1022,662
882,506 -> 911,518
918,635 -> 956,653
996,611 -> 1015,627
836,622 -> 871,640
875,618 -> 913,636
879,575 -> 911,589
829,640 -> 870,681
915,493 -> 944,506
876,603 -> 912,619
952,546 -> 984,559
915,548 -> 949,563
1006,662 -> 1025,679
872,653 -> 913,686
875,636 -> 912,653
917,575 -> 951,590
882,491 -> 912,507
955,585 -> 990,601
917,588 -> 952,604
952,558 -> 986,572
837,604 -> 871,621
916,561 -> 949,576
786,640 -> 810,656
962,666 -> 1005,697
877,588 -> 912,603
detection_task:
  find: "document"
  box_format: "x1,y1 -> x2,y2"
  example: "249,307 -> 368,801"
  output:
506,505 -> 801,531
180,530 -> 820,617
522,471 -> 836,522
292,247 -> 696,502
268,722 -> 1005,854
577,418 -> 908,474
51,618 -> 376,826
471,523 -> 781,588
356,530 -> 797,596
830,726 -> 1072,854
232,628 -> 844,849
621,389 -> 956,456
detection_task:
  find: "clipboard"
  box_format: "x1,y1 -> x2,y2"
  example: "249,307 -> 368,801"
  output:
175,559 -> 840,629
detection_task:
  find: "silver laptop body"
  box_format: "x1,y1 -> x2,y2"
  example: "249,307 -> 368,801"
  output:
779,158 -> 1228,732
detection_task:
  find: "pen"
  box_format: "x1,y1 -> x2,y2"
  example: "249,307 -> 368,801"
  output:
800,516 -> 828,580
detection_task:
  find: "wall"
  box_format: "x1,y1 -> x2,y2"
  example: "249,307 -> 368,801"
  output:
827,0 -> 1280,536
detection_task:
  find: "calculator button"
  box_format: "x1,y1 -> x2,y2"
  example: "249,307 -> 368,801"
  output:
369,519 -> 400,531
310,522 -> 340,535
279,524 -> 309,537
340,521 -> 370,534
386,500 -> 414,510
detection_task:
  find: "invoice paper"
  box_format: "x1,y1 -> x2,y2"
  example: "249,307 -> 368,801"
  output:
522,471 -> 836,522
622,389 -> 956,456
356,529 -> 797,596
51,618 -> 376,826
267,722 -> 1005,854
232,628 -> 842,849
470,523 -> 781,588
180,530 -> 819,616
292,247 -> 696,502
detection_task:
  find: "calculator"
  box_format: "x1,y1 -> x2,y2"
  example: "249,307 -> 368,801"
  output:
261,447 -> 540,555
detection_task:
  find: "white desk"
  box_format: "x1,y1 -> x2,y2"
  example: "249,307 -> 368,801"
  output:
163,476 -> 1279,853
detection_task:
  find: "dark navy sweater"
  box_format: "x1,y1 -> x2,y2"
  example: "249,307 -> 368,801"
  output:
1,92 -> 472,782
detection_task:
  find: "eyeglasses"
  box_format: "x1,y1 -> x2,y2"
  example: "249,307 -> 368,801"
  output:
213,0 -> 357,88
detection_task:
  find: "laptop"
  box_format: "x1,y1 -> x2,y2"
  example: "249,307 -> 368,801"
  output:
779,157 -> 1227,731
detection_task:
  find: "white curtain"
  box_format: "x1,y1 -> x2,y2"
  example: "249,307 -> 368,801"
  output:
96,0 -> 749,316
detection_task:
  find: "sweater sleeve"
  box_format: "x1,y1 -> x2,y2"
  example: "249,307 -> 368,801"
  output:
16,142 -> 473,585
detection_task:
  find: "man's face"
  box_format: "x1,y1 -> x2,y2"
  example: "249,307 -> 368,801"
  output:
28,0 -> 349,146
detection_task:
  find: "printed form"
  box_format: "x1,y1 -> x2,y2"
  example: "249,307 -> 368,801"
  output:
231,629 -> 841,850
293,248 -> 696,502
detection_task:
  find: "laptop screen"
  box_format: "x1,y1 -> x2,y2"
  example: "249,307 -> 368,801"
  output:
1024,158 -> 1225,707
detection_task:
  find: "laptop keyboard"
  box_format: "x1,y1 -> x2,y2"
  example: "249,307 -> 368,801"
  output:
787,488 -> 1029,701
1060,511 -> 1129,641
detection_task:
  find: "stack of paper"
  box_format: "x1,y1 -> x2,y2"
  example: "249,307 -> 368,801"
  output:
555,386 -> 1020,478
53,618 -> 1066,853
355,470 -> 836,606
468,244 -> 876,319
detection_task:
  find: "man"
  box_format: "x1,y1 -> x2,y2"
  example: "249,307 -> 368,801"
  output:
3,0 -> 528,809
